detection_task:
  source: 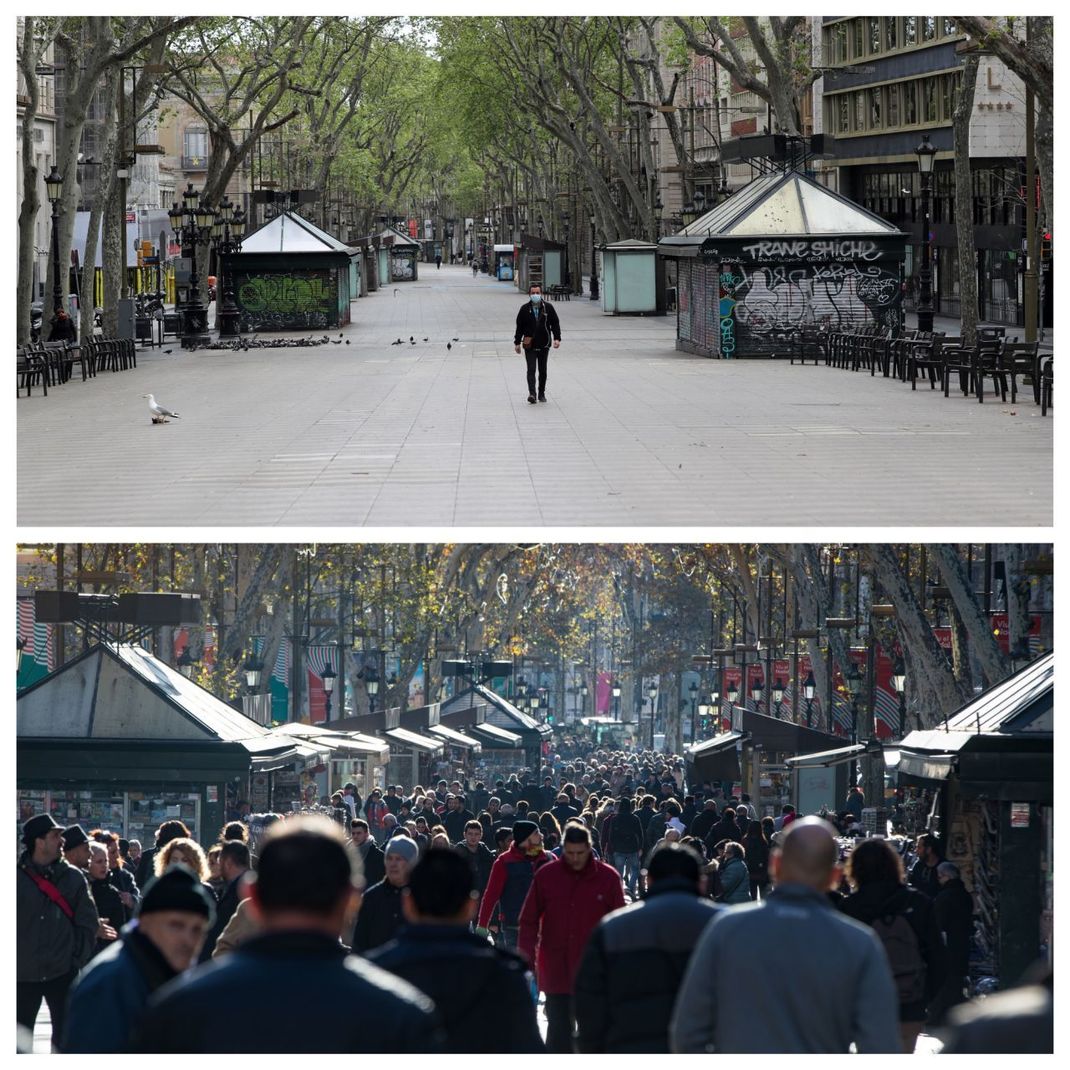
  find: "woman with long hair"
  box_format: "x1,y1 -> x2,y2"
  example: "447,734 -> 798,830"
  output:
539,811 -> 562,852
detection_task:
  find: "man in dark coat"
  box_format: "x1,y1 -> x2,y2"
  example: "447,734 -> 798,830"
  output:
574,843 -> 721,1052
350,819 -> 386,888
197,840 -> 250,962
705,806 -> 744,854
17,814 -> 102,1049
454,821 -> 495,900
929,861 -> 974,1025
62,864 -> 216,1052
369,849 -> 543,1052
550,793 -> 579,828
513,283 -> 562,404
442,795 -> 475,843
689,798 -> 720,842
908,833 -> 943,900
352,835 -> 418,953
132,817 -> 441,1053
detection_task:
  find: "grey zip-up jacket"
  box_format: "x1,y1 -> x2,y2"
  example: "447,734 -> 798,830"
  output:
18,853 -> 100,983
670,883 -> 900,1053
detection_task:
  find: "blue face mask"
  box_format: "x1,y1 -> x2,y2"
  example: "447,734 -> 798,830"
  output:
530,293 -> 542,304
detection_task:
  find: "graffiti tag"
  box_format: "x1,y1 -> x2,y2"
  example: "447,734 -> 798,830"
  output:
237,272 -> 333,314
739,239 -> 883,262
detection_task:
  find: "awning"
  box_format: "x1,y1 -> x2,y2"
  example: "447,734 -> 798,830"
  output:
428,724 -> 483,752
897,751 -> 957,781
785,744 -> 867,769
270,722 -> 390,758
383,727 -> 445,754
685,731 -> 742,782
469,722 -> 523,748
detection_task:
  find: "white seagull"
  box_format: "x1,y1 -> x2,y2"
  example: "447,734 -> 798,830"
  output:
142,393 -> 180,423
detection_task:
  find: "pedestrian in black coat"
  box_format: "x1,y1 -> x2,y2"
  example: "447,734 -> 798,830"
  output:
689,800 -> 719,841
133,817 -> 441,1053
352,836 -> 418,953
197,841 -> 250,963
929,863 -> 974,1025
513,284 -> 561,403
369,849 -> 542,1053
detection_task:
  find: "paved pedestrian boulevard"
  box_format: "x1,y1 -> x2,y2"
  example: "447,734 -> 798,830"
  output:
17,265 -> 1052,526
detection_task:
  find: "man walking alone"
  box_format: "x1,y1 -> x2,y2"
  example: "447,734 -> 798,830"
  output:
514,284 -> 561,404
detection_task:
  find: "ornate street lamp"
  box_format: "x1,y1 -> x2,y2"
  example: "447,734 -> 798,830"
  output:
365,669 -> 380,712
588,213 -> 599,300
892,657 -> 907,737
208,195 -> 246,337
915,134 -> 937,332
772,677 -> 785,718
611,680 -> 621,721
845,661 -> 865,785
803,670 -> 816,728
45,165 -> 65,320
322,662 -> 337,721
170,182 -> 213,347
750,677 -> 764,713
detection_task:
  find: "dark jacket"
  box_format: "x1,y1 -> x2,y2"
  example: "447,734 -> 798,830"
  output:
368,925 -> 543,1053
353,878 -> 406,953
574,878 -> 721,1052
89,877 -> 126,954
908,856 -> 942,900
742,835 -> 770,882
62,922 -> 178,1052
454,840 -> 495,896
705,815 -> 744,852
108,865 -> 140,921
358,839 -> 386,888
513,299 -> 561,350
933,878 -> 974,974
605,811 -> 643,855
133,931 -> 441,1052
717,857 -> 751,904
550,802 -> 579,827
17,853 -> 100,983
133,848 -> 157,893
442,808 -> 474,844
840,879 -> 946,1022
198,871 -> 246,962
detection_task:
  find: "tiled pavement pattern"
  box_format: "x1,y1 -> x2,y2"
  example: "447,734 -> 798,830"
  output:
18,265 -> 1051,526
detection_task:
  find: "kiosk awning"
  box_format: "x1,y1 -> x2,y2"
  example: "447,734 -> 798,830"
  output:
384,727 -> 445,753
685,731 -> 742,782
785,744 -> 867,769
428,724 -> 483,752
469,722 -> 523,748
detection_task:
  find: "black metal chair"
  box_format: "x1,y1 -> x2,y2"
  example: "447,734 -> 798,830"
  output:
1000,341 -> 1042,405
17,346 -> 48,397
1040,357 -> 1053,415
907,332 -> 945,391
973,340 -> 1008,403
939,344 -> 977,399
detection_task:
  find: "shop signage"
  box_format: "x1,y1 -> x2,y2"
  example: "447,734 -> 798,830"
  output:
1010,802 -> 1030,828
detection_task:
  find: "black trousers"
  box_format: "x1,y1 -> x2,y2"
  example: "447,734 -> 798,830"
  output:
17,971 -> 75,1051
544,992 -> 574,1053
525,348 -> 549,396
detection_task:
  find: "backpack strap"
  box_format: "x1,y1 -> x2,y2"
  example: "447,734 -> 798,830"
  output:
21,865 -> 75,921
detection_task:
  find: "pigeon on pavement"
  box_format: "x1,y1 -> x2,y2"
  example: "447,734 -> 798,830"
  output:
142,393 -> 180,424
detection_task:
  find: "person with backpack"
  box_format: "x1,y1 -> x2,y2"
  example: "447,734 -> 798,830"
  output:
840,837 -> 946,1053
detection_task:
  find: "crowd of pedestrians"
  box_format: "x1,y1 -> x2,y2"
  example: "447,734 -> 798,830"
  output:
16,745 -> 1052,1053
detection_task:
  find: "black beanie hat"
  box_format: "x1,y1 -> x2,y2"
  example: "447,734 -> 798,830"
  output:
511,819 -> 539,847
138,864 -> 217,923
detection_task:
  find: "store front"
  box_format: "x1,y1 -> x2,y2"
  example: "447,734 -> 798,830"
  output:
897,653 -> 1052,987
441,684 -> 552,772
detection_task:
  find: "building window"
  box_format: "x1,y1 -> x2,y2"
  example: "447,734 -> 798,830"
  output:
868,17 -> 881,54
923,79 -> 938,123
833,23 -> 848,64
854,91 -> 866,131
942,18 -> 957,37
869,87 -> 882,128
885,17 -> 898,50
904,16 -> 917,45
922,16 -> 937,42
903,81 -> 918,125
853,19 -> 864,60
886,83 -> 899,127
184,127 -> 208,160
838,95 -> 850,133
942,74 -> 955,121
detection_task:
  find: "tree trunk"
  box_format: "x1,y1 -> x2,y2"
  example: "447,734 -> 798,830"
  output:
928,544 -> 1009,687
953,55 -> 980,344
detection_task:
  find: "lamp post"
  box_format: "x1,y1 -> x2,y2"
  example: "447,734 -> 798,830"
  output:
892,657 -> 907,738
647,683 -> 658,748
725,679 -> 739,710
243,655 -> 263,692
688,679 -> 698,743
803,670 -> 816,728
209,195 -> 246,337
169,182 -> 213,348
915,134 -> 936,332
45,165 -> 64,319
322,663 -> 337,721
845,661 -> 864,785
580,682 -> 589,717
750,677 -> 764,714
17,636 -> 26,677
537,214 -> 544,238
366,669 -> 379,713
612,680 -> 621,721
562,209 -> 571,289
772,677 -> 785,719
588,213 -> 599,300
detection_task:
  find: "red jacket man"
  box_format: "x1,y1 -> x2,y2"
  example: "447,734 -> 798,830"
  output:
476,820 -> 552,952
519,824 -> 625,1052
